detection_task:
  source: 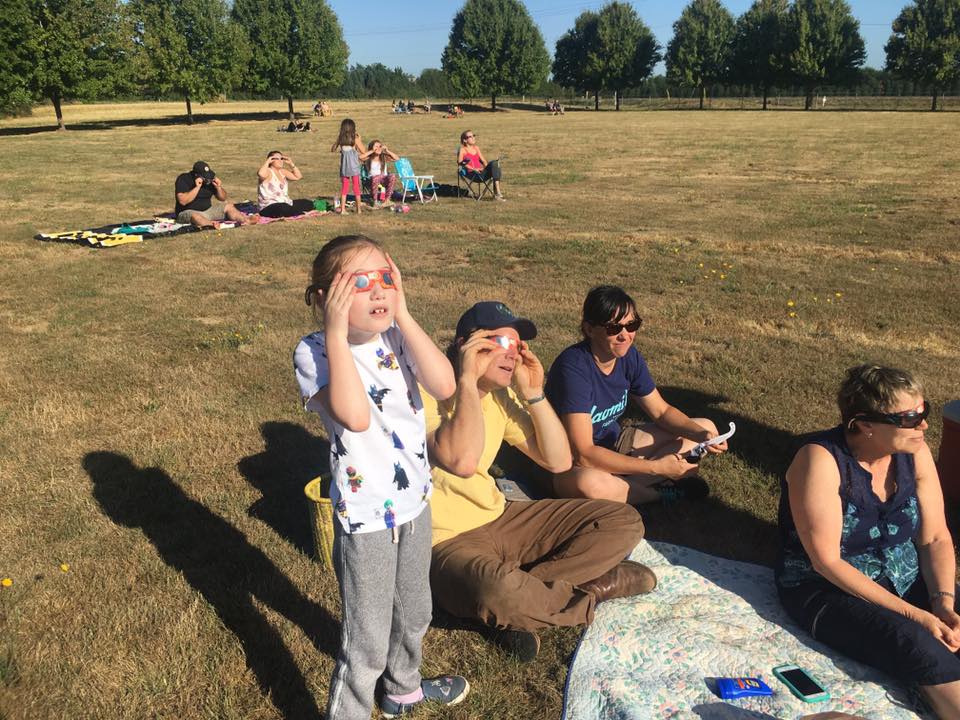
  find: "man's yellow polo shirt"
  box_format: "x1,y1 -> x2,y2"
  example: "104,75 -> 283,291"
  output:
422,386 -> 535,546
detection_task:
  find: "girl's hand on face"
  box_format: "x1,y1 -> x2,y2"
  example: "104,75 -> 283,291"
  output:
385,253 -> 409,319
322,272 -> 355,341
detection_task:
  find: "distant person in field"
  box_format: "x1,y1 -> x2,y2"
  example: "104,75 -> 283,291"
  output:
365,140 -> 400,208
778,365 -> 960,719
458,130 -> 505,201
544,285 -> 726,504
256,151 -> 315,218
174,161 -> 257,228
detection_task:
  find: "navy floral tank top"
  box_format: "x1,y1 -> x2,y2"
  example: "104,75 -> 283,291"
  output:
776,426 -> 920,596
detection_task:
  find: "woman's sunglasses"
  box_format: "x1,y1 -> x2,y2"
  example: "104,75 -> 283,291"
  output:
351,268 -> 396,292
598,318 -> 643,336
853,400 -> 930,429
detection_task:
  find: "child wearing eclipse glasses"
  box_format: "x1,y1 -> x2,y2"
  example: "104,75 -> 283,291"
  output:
294,234 -> 469,718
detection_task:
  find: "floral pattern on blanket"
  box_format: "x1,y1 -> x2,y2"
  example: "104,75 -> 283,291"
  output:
563,541 -> 929,720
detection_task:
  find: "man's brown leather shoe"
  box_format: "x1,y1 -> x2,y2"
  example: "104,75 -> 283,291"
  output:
579,560 -> 658,603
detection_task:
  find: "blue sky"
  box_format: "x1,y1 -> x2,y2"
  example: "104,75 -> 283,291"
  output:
330,0 -> 905,76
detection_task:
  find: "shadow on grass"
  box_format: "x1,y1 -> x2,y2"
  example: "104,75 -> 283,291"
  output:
85,450 -> 336,720
0,110 -> 296,137
238,421 -> 330,556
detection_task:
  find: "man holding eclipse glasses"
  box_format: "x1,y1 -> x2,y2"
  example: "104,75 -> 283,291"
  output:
421,301 -> 654,661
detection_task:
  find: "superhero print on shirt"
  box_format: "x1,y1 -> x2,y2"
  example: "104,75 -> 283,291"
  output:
345,466 -> 363,493
349,521 -> 365,532
383,500 -> 396,529
368,385 -> 390,411
415,442 -> 426,462
335,498 -> 348,518
393,462 -> 410,491
376,348 -> 399,370
333,433 -> 347,457
392,431 -> 404,449
421,483 -> 430,503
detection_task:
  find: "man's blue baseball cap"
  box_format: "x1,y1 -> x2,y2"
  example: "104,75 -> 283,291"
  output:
454,301 -> 537,341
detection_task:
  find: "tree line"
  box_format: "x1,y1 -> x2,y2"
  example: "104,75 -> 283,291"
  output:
3,0 -> 960,127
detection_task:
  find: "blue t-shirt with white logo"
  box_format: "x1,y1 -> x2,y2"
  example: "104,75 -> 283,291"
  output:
545,340 -> 656,449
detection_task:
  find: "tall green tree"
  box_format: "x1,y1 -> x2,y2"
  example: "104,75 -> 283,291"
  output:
133,0 -> 250,123
731,0 -> 789,109
665,0 -> 736,109
442,0 -> 550,110
787,0 -> 866,109
885,0 -> 960,110
0,0 -> 38,116
596,2 -> 661,110
552,10 -> 603,110
30,0 -> 132,129
552,11 -> 604,109
233,0 -> 347,120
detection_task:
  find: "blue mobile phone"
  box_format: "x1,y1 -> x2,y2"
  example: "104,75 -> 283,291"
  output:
772,664 -> 830,703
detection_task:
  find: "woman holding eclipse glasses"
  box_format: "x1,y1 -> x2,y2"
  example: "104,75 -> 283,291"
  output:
776,365 -> 960,717
542,285 -> 726,505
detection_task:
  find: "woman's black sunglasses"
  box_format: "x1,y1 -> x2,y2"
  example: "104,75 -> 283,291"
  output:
854,400 -> 930,429
600,318 -> 642,336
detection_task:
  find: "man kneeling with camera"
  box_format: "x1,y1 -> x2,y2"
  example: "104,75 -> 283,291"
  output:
174,161 -> 258,229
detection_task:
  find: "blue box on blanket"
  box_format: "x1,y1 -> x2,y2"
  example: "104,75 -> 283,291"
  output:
716,677 -> 773,699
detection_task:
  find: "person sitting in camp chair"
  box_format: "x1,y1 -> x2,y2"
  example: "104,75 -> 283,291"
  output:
458,130 -> 505,201
175,161 -> 258,229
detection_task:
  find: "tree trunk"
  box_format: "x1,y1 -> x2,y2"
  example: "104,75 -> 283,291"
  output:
491,93 -> 497,111
52,91 -> 65,130
288,96 -> 295,122
762,86 -> 768,111
804,89 -> 813,110
699,85 -> 705,110
615,89 -> 621,111
932,88 -> 939,112
594,90 -> 599,111
185,95 -> 194,125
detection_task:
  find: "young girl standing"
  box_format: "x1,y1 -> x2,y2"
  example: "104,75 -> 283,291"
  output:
294,235 -> 468,719
330,119 -> 370,214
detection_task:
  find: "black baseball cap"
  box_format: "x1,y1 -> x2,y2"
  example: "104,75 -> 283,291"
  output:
192,161 -> 215,181
455,301 -> 537,341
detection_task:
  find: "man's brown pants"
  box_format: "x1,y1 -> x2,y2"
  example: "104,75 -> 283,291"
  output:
430,499 -> 645,631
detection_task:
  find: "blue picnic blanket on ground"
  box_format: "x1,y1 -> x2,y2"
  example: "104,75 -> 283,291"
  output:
562,541 -> 929,720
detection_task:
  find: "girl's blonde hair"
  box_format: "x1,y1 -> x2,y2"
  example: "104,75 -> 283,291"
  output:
304,235 -> 384,322
331,118 -> 357,151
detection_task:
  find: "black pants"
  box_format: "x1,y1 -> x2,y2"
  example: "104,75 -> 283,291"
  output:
259,199 -> 315,218
469,159 -> 501,183
779,575 -> 960,686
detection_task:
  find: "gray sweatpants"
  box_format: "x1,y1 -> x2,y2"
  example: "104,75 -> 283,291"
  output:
325,505 -> 433,720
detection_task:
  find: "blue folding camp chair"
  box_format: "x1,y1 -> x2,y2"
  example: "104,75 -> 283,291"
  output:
394,157 -> 438,204
457,158 -> 495,201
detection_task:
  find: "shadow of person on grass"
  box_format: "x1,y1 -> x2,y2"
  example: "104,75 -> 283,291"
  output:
85,450 -> 338,720
238,421 -> 330,556
0,111 -> 296,137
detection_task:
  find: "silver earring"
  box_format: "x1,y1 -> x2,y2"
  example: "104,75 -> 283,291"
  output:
867,432 -> 873,438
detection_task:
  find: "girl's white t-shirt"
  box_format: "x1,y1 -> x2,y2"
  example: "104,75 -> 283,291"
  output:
293,326 -> 430,534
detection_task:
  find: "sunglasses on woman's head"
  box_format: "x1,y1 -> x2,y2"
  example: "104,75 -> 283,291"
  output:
854,400 -> 930,429
350,268 -> 396,292
599,318 -> 643,336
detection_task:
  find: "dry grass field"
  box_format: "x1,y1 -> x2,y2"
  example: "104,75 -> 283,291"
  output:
1,99 -> 959,719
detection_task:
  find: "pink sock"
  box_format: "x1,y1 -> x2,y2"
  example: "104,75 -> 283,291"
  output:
386,687 -> 423,704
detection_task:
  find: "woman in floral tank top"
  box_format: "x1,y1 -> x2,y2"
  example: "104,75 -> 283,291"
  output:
777,365 -> 960,716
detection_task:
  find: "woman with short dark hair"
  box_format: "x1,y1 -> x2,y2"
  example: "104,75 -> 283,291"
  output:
777,365 -> 960,717
543,285 -> 726,504
256,151 -> 315,218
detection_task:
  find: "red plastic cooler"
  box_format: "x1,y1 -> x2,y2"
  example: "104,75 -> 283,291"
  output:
939,400 -> 960,505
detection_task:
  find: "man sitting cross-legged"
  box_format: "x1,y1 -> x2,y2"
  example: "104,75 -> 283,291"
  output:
423,301 -> 656,661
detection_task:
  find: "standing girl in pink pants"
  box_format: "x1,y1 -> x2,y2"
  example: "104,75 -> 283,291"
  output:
331,118 -> 370,214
